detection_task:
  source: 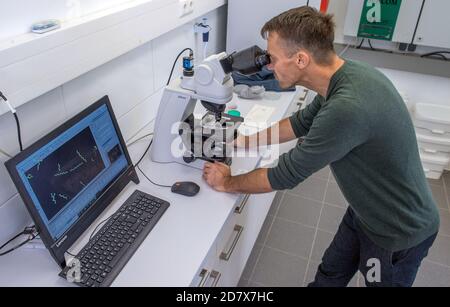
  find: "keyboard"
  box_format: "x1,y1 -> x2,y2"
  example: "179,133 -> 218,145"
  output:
59,190 -> 170,287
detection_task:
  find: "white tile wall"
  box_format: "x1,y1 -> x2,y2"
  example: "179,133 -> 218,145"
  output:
0,88 -> 66,205
63,41 -> 155,118
0,195 -> 33,244
0,5 -> 227,246
118,88 -> 164,143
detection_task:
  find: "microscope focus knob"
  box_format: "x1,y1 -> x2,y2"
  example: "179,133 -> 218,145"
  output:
195,64 -> 214,86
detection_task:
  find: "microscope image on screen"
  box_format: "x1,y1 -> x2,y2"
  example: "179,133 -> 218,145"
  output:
25,127 -> 106,221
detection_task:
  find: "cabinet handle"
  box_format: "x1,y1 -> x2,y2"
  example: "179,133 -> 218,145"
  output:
235,194 -> 250,214
209,270 -> 222,287
424,148 -> 438,154
220,225 -> 244,261
197,269 -> 210,287
431,129 -> 445,135
424,168 -> 430,173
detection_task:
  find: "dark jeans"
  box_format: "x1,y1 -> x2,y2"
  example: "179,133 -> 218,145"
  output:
309,208 -> 437,287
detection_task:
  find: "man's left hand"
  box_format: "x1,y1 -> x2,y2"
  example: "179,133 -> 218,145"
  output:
203,162 -> 232,192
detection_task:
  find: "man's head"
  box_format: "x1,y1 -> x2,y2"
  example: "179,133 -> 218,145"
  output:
261,6 -> 336,89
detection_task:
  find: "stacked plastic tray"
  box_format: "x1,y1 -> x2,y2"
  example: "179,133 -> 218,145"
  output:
413,103 -> 450,179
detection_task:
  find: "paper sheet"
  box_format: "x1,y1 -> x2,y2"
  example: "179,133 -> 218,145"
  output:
243,105 -> 276,127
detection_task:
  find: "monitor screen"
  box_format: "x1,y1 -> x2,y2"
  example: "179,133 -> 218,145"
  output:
15,103 -> 128,241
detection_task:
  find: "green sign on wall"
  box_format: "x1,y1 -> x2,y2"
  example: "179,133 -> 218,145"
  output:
357,0 -> 403,41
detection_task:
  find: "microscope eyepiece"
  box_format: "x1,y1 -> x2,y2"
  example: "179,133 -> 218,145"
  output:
255,52 -> 271,69
220,45 -> 271,76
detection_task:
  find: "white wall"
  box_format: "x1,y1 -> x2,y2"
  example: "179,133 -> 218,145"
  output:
0,4 -> 227,244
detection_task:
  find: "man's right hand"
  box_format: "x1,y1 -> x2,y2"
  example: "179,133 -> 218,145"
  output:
232,117 -> 297,150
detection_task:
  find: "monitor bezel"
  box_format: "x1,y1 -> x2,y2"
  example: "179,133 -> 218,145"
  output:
5,95 -> 140,268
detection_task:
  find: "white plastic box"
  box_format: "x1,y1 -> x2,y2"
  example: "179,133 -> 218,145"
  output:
420,153 -> 450,180
414,103 -> 450,140
417,134 -> 450,160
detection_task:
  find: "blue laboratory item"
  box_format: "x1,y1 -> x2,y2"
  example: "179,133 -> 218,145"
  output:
183,56 -> 194,70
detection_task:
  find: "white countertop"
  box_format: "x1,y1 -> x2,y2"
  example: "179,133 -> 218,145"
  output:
0,90 -> 302,287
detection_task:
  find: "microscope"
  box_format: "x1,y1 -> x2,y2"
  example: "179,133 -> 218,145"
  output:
151,46 -> 271,169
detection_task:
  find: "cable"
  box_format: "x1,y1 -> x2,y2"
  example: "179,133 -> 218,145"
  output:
137,165 -> 172,188
13,113 -> 23,152
89,215 -> 114,242
368,39 -> 376,51
357,39 -> 365,49
0,91 -> 24,152
126,133 -> 153,147
134,139 -> 153,168
424,51 -> 450,55
125,117 -> 156,147
132,137 -> 171,188
420,51 -> 449,61
422,53 -> 448,61
0,148 -> 12,159
339,43 -> 352,57
0,226 -> 38,256
65,251 -> 77,257
166,48 -> 194,86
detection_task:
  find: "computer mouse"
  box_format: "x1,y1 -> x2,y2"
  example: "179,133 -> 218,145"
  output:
171,182 -> 200,197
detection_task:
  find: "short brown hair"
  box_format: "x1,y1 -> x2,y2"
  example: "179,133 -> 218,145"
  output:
261,6 -> 335,65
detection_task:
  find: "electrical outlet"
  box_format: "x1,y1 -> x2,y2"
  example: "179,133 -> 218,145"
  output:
179,0 -> 194,17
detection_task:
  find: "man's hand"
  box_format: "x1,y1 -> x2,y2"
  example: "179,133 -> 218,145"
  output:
203,162 -> 232,192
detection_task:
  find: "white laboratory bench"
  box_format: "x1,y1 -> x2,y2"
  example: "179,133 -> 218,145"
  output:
0,88 -> 311,287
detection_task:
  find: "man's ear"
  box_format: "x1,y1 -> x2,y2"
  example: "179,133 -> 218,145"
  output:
296,51 -> 310,69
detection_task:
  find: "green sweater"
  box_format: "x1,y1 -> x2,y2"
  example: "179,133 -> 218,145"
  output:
268,60 -> 440,252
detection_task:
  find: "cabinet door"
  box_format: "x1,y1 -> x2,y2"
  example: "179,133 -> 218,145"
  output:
190,242 -> 218,287
215,192 -> 275,286
414,0 -> 450,49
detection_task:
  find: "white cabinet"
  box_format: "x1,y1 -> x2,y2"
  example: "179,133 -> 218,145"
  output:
190,192 -> 275,287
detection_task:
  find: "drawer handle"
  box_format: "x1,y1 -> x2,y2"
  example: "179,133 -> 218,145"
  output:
220,225 -> 244,261
424,149 -> 438,154
424,168 -> 430,173
235,194 -> 250,214
431,129 -> 445,135
197,269 -> 210,287
208,270 -> 222,287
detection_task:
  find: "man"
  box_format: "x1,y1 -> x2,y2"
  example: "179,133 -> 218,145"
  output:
202,6 -> 440,287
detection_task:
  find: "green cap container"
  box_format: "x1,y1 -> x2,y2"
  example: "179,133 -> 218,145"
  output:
227,110 -> 241,117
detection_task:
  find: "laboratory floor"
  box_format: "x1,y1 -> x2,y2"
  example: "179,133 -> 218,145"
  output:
238,168 -> 450,287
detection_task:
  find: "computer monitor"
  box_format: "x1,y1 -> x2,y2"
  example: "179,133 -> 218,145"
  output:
5,96 -> 139,268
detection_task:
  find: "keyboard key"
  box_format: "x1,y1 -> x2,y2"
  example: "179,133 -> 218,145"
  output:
109,243 -> 130,268
125,217 -> 137,224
